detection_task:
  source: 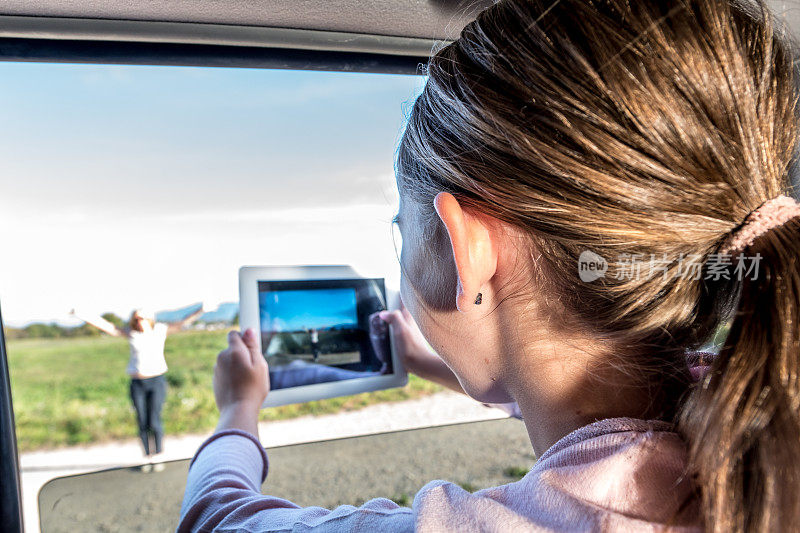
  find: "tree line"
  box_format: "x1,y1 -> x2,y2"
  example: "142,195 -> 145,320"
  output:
3,313 -> 126,340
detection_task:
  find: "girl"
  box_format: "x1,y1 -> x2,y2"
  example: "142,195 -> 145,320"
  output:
178,0 -> 800,531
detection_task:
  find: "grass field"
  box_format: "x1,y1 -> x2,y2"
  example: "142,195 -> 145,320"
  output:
7,330 -> 442,452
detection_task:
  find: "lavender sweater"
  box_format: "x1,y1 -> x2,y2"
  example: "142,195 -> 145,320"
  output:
177,417 -> 702,532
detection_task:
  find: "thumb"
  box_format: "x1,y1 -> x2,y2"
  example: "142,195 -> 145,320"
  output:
378,310 -> 404,327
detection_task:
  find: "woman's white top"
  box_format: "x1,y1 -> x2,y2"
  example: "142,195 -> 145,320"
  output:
126,323 -> 169,378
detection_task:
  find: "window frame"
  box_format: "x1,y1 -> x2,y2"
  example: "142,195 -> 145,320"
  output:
0,16 -> 438,74
0,20 -> 435,532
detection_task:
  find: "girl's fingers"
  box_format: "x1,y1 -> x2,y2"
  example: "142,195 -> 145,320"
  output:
227,330 -> 255,365
378,310 -> 405,328
216,348 -> 238,371
242,328 -> 257,348
242,328 -> 261,364
228,329 -> 243,345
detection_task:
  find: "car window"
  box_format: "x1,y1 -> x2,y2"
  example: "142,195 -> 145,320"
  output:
0,63 -> 519,532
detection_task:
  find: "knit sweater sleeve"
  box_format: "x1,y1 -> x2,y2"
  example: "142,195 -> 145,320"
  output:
176,429 -> 414,532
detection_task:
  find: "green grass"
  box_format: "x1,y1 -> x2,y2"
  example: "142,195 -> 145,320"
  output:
7,330 -> 442,452
502,465 -> 530,480
456,481 -> 478,492
391,493 -> 412,507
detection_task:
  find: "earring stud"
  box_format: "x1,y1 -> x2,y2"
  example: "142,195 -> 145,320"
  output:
474,293 -> 483,305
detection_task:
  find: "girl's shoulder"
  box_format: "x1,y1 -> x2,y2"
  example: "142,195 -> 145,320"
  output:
536,417 -> 679,464
414,418 -> 699,531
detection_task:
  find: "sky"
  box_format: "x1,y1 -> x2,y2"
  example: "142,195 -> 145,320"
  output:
0,62 -> 424,326
259,289 -> 358,332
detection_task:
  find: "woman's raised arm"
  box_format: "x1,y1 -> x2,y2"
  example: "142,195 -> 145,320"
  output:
70,309 -> 126,337
167,305 -> 205,335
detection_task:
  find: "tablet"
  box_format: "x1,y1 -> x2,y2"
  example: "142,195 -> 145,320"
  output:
239,265 -> 407,408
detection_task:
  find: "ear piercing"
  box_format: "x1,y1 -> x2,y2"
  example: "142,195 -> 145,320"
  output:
474,292 -> 483,305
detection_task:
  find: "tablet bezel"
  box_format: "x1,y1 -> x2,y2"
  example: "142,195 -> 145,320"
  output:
239,265 -> 407,408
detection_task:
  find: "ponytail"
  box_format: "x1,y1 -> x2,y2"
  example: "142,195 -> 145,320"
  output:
396,0 -> 800,527
679,217 -> 800,532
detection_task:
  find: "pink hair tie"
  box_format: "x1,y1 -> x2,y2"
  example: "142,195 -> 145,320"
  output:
718,195 -> 800,256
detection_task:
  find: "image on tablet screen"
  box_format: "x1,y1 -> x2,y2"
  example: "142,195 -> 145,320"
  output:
257,279 -> 393,390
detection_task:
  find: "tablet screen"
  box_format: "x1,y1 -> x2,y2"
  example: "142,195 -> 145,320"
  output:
257,278 -> 393,390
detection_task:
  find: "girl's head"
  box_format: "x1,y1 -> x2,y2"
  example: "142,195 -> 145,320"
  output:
129,309 -> 155,332
395,0 -> 800,530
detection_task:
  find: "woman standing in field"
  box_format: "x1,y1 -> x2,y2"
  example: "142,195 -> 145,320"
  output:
71,306 -> 203,468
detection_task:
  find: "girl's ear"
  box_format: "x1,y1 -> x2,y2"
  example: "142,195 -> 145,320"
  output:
433,192 -> 499,312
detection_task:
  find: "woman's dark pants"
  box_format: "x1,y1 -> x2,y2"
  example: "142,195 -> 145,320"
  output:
129,375 -> 167,455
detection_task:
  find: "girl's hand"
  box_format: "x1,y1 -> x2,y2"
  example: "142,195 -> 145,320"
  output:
214,329 -> 270,422
378,302 -> 438,375
379,301 -> 466,394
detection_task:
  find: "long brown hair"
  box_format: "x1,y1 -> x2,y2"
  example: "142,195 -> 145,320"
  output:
397,0 -> 800,530
128,310 -> 155,332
